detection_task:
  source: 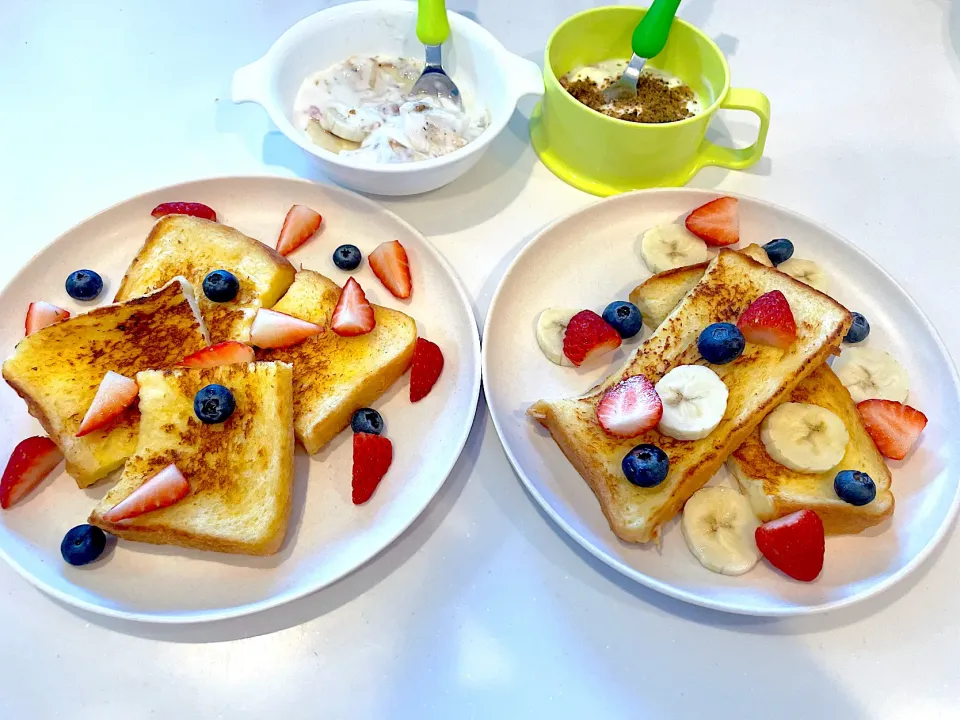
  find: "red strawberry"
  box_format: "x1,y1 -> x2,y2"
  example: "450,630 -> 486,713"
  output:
857,399 -> 928,460
410,338 -> 444,402
331,277 -> 376,336
249,308 -> 323,348
755,509 -> 825,582
737,290 -> 797,349
151,202 -> 217,221
596,374 -> 663,437
685,196 -> 739,246
0,437 -> 63,509
352,432 -> 393,504
562,310 -> 621,366
276,204 -> 322,256
101,464 -> 190,523
76,371 -> 139,437
180,341 -> 255,368
369,240 -> 412,299
25,301 -> 70,336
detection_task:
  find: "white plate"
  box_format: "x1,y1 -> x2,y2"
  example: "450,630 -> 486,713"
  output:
0,176 -> 481,623
483,188 -> 960,616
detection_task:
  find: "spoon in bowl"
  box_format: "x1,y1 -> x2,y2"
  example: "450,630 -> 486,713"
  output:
411,0 -> 463,108
602,0 -> 682,103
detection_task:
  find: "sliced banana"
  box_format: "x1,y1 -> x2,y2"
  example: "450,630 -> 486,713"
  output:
833,347 -> 909,403
760,402 -> 850,473
319,105 -> 382,143
535,308 -> 579,366
640,224 -> 709,274
655,365 -> 728,441
682,487 -> 761,576
778,258 -> 829,293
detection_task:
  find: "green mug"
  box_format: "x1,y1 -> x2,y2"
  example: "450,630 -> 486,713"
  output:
530,6 -> 770,197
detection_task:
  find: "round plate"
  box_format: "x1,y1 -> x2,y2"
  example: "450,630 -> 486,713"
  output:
0,176 -> 481,623
483,188 -> 960,616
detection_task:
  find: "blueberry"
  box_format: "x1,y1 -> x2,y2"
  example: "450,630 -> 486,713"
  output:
834,470 -> 876,506
697,322 -> 745,364
602,301 -> 643,339
351,407 -> 384,435
65,269 -> 104,301
202,270 -> 240,303
844,312 -> 870,344
622,444 -> 670,487
762,238 -> 794,266
60,524 -> 107,566
194,384 -> 235,424
333,244 -> 362,271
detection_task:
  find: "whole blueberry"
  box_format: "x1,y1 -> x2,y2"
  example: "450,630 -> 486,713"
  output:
834,470 -> 876,506
194,384 -> 236,424
622,444 -> 670,488
202,270 -> 240,303
65,269 -> 104,301
762,238 -> 794,266
61,524 -> 107,566
844,312 -> 870,344
351,407 -> 384,435
602,301 -> 643,339
333,244 -> 363,271
697,322 -> 746,365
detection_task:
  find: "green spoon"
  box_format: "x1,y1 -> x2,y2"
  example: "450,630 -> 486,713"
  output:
411,0 -> 462,108
602,0 -> 682,103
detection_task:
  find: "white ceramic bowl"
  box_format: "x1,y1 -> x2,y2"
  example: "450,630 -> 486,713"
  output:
232,1 -> 543,196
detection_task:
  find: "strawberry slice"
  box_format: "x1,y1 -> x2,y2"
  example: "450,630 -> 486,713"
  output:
369,240 -> 412,299
180,341 -> 255,368
331,277 -> 376,337
755,509 -> 825,582
737,290 -> 797,349
101,464 -> 190,523
352,432 -> 393,505
0,437 -> 63,509
562,310 -> 621,366
857,399 -> 928,460
76,371 -> 139,437
249,308 -> 323,349
685,196 -> 739,246
151,202 -> 217,221
276,204 -> 322,256
410,338 -> 444,402
25,301 -> 70,336
596,374 -> 663,437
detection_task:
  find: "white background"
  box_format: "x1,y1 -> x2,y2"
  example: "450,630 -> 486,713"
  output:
2,0 -> 959,718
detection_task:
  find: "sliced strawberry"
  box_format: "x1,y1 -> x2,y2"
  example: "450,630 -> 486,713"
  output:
410,338 -> 444,402
857,399 -> 928,460
76,371 -> 139,437
737,290 -> 797,349
596,375 -> 663,438
101,464 -> 190,523
249,308 -> 323,349
276,204 -> 322,256
562,310 -> 621,366
180,341 -> 255,368
151,202 -> 217,221
0,437 -> 62,509
369,240 -> 412,299
755,509 -> 825,582
685,196 -> 739,246
352,432 -> 393,504
25,301 -> 70,336
331,277 -> 376,337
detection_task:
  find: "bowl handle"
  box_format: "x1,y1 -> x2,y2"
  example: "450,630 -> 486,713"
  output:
232,59 -> 268,105
507,55 -> 545,99
695,88 -> 771,171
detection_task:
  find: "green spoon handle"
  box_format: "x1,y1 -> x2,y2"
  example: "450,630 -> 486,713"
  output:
417,0 -> 451,47
632,0 -> 682,59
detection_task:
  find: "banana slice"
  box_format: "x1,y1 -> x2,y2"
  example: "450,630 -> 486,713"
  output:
778,258 -> 829,293
319,105 -> 381,143
681,487 -> 761,576
640,224 -> 709,274
760,402 -> 850,473
536,308 -> 579,366
655,365 -> 728,441
833,347 -> 909,403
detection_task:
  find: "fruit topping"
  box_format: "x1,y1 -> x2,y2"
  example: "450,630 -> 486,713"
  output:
755,509 -> 825,582
250,308 -> 323,348
410,338 -> 444,402
640,224 -> 709,273
621,443 -> 669,487
597,374 -> 662,438
856,399 -> 927,460
193,384 -> 236,424
655,365 -> 728,441
562,310 -> 621,366
101,464 -> 190,523
833,469 -> 877,506
737,290 -> 797,349
834,348 -> 909,403
778,258 -> 829,293
333,244 -> 363,271
352,432 -> 393,505
535,308 -> 579,366
276,204 -> 323,256
202,269 -> 240,302
151,202 -> 217,221
180,341 -> 255,368
65,269 -> 103,301
25,301 -> 70,336
351,408 -> 384,435
76,371 -> 139,437
685,196 -> 739,247
369,240 -> 412,299
60,524 -> 107,566
0,437 -> 62,509
331,277 -> 376,337
682,487 -> 760,575
844,312 -> 870,344
697,322 -> 745,365
761,238 -> 794,266
760,402 -> 849,473
602,301 -> 643,339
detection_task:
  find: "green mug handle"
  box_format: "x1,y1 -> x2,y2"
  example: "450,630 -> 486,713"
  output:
417,0 -> 450,46
695,87 -> 771,171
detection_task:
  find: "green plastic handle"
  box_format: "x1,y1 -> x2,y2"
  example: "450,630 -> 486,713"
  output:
632,0 -> 682,59
417,0 -> 450,46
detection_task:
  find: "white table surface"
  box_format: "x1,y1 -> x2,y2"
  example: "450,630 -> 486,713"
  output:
2,0 -> 959,717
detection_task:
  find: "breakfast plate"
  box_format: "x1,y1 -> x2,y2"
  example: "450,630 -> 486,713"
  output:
0,176 -> 481,623
482,188 -> 960,616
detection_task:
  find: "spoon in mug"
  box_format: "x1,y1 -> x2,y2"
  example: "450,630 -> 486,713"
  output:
411,0 -> 463,108
602,0 -> 682,103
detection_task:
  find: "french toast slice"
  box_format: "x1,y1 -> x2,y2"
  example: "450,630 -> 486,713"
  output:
257,271 -> 417,454
89,362 -> 295,556
529,249 -> 852,543
2,278 -> 208,488
114,215 -> 296,344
